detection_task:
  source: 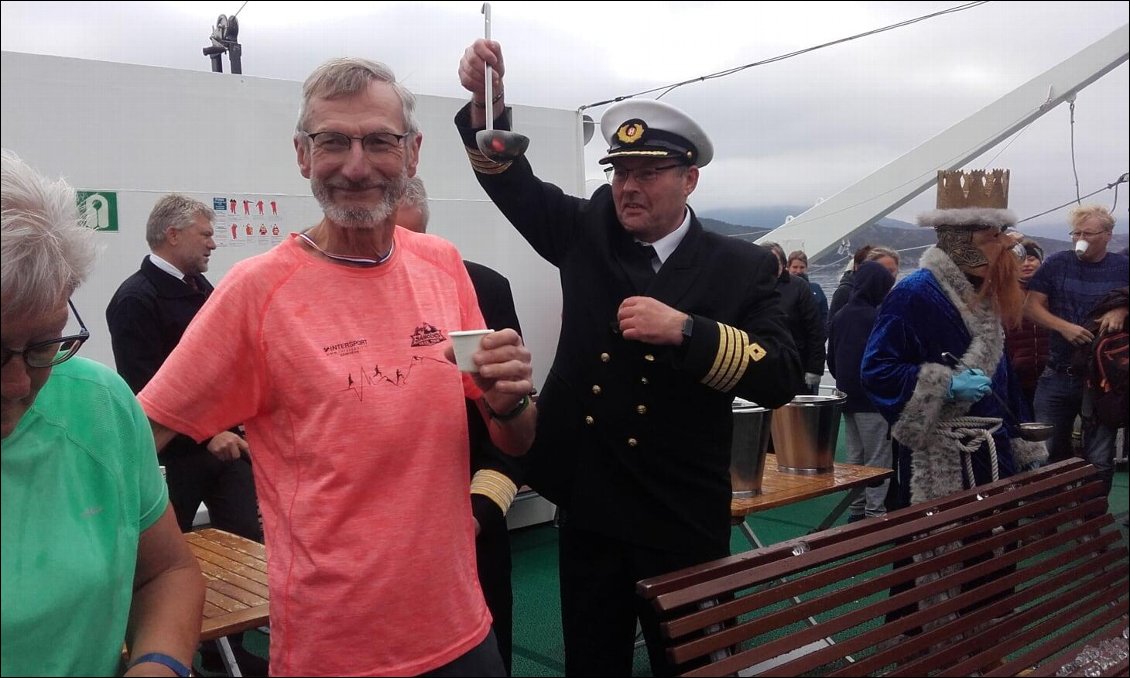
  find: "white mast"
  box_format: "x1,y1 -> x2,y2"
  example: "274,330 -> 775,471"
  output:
758,24 -> 1129,259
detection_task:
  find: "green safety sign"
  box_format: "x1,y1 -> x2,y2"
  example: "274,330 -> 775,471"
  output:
77,191 -> 119,232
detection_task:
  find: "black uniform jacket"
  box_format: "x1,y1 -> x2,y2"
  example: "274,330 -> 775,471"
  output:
465,260 -> 524,529
105,256 -> 214,459
457,106 -> 801,553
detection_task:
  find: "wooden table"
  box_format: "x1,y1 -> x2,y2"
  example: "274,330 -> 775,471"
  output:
731,454 -> 894,549
185,529 -> 269,676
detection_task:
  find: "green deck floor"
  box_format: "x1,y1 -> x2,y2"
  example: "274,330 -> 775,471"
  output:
213,439 -> 1130,677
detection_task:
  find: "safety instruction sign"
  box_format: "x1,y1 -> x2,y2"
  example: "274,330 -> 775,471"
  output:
77,190 -> 119,232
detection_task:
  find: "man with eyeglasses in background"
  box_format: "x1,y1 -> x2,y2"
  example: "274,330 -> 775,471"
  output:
456,41 -> 801,677
136,58 -> 537,677
1025,204 -> 1128,493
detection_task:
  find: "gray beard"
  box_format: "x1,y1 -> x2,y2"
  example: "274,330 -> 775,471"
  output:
313,173 -> 408,230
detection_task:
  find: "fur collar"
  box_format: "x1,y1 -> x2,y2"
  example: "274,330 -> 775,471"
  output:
891,247 -> 1007,504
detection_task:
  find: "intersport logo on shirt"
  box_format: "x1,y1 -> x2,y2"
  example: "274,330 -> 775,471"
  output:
323,339 -> 368,357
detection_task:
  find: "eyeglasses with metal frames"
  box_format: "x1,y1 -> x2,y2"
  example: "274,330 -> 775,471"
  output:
1068,229 -> 1109,239
303,130 -> 411,156
606,163 -> 684,185
1,299 -> 90,369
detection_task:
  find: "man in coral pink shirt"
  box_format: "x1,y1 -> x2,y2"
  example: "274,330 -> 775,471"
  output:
139,58 -> 536,677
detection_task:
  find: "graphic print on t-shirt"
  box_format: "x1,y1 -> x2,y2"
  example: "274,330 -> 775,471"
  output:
332,322 -> 453,401
410,323 -> 445,347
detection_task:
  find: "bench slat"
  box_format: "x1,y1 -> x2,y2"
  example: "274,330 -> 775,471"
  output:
661,491 -> 1111,642
638,460 -> 1129,677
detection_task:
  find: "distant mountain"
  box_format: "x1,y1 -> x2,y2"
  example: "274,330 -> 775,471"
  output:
699,212 -> 1127,296
698,217 -> 770,240
698,213 -> 1127,266
698,207 -> 803,230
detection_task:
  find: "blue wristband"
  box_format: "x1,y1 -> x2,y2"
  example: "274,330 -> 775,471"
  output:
128,652 -> 192,677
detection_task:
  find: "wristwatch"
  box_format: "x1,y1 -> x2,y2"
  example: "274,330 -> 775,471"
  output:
681,315 -> 694,344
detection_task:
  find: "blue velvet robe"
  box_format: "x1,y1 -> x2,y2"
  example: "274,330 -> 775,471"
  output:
860,249 -> 1034,507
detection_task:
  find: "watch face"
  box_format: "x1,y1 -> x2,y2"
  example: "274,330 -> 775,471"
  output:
682,316 -> 693,337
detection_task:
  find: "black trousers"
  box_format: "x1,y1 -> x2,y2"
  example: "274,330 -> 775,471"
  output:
476,521 -> 514,675
419,629 -> 505,677
164,451 -> 261,541
559,524 -> 728,677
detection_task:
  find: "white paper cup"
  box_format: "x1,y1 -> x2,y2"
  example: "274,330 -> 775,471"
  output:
1074,239 -> 1089,258
450,329 -> 492,373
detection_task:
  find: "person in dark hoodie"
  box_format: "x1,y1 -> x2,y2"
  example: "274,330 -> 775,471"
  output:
827,261 -> 896,520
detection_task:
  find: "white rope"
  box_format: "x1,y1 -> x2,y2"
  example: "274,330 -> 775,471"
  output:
937,416 -> 1002,484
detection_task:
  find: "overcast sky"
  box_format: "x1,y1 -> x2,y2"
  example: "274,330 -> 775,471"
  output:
2,1 -> 1127,234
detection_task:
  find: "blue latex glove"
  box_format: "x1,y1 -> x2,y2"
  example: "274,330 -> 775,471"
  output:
947,368 -> 991,402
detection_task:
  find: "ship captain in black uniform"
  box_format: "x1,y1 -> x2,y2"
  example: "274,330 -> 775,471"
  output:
457,39 -> 802,677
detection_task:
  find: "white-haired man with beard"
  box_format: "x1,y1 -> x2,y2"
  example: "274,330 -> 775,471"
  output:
138,58 -> 536,676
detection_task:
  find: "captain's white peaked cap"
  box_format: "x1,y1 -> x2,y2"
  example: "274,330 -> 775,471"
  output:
599,99 -> 713,168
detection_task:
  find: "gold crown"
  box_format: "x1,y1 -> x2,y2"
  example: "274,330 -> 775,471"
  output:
936,169 -> 1009,210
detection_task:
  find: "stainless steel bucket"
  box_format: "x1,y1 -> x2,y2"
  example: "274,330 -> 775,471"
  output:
730,399 -> 773,498
770,392 -> 847,475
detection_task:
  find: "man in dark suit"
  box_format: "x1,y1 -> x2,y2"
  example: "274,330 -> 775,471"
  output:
105,194 -> 264,674
396,177 -> 525,676
457,41 -> 802,677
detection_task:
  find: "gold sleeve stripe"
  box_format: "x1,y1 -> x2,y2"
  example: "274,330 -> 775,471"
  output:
719,328 -> 753,391
715,325 -> 744,389
704,323 -> 734,389
715,325 -> 747,391
470,469 -> 519,515
705,324 -> 739,389
466,147 -> 513,175
703,323 -> 751,392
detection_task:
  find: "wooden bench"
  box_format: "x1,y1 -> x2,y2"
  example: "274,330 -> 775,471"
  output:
637,458 -> 1129,676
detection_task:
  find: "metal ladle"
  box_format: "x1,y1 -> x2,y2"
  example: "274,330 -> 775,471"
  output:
941,352 -> 1053,442
475,2 -> 529,163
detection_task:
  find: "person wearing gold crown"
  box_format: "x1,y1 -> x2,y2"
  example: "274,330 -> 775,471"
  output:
861,169 -> 1047,510
455,40 -> 802,676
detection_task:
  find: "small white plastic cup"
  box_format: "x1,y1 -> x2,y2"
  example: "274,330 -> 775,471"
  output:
450,329 -> 492,373
1074,239 -> 1089,258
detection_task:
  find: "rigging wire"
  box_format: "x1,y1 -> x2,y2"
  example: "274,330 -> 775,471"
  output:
978,122 -> 1033,170
579,1 -> 988,110
1069,100 -> 1082,204
1017,172 -> 1129,224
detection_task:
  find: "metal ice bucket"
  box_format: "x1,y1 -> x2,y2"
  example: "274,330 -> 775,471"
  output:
730,398 -> 774,498
770,392 -> 847,475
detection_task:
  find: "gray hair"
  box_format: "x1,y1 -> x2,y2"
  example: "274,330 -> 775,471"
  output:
866,246 -> 901,265
1,150 -> 98,322
147,193 -> 214,248
295,58 -> 420,139
401,176 -> 429,226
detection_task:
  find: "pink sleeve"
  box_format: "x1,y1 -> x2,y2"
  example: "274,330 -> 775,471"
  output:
139,262 -> 270,442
